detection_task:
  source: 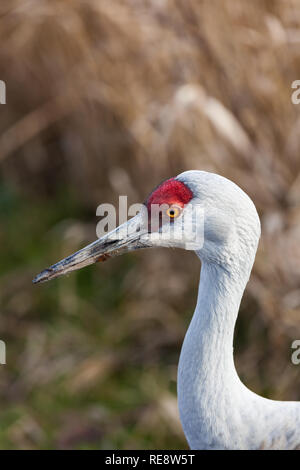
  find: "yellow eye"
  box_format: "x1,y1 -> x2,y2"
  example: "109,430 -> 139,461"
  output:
166,205 -> 182,218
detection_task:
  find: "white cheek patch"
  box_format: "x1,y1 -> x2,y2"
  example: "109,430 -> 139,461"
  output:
178,204 -> 205,250
204,209 -> 234,245
147,204 -> 205,251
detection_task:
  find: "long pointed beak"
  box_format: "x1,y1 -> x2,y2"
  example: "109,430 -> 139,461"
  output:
33,211 -> 149,284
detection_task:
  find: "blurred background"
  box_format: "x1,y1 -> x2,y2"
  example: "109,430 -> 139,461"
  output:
0,0 -> 300,449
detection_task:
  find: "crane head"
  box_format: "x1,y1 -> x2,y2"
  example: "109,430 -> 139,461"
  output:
33,170 -> 260,284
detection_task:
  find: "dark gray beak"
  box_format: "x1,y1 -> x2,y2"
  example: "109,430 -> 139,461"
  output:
33,211 -> 150,284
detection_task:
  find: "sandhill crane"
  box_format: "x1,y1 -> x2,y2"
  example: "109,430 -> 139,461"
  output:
33,170 -> 300,450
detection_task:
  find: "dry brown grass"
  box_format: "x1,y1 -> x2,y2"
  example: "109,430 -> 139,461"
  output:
0,0 -> 300,449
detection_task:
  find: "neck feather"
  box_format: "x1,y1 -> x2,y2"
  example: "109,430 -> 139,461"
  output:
177,258 -> 253,449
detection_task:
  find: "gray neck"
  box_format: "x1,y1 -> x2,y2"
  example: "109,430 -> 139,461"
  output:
177,259 -> 252,449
